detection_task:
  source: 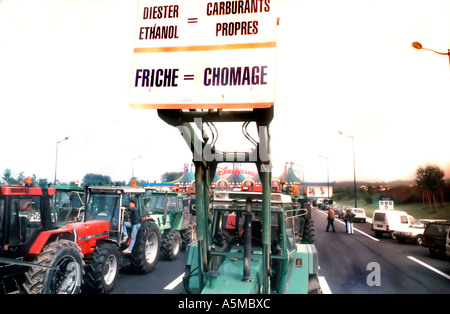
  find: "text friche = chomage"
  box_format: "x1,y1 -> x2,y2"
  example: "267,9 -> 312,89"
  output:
134,65 -> 268,88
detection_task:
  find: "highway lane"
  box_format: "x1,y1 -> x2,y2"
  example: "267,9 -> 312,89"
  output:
313,208 -> 450,294
112,251 -> 187,294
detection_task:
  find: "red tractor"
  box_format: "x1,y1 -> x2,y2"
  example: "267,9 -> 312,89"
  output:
0,178 -> 109,294
79,186 -> 161,294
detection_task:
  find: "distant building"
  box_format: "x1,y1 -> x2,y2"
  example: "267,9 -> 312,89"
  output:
150,163 -> 335,200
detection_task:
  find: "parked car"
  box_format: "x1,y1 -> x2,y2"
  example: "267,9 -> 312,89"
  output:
316,198 -> 323,208
372,210 -> 415,239
393,219 -> 447,245
349,208 -> 367,223
338,206 -> 348,219
422,221 -> 450,258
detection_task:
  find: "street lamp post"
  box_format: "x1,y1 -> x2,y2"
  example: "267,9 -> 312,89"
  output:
132,155 -> 142,179
338,131 -> 357,208
54,137 -> 69,185
412,41 -> 450,69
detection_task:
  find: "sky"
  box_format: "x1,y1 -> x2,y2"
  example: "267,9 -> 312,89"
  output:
0,0 -> 449,185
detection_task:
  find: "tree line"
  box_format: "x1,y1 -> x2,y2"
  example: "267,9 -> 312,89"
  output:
415,165 -> 447,213
1,168 -> 182,187
335,164 -> 448,214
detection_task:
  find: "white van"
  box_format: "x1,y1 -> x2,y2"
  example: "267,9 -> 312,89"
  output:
350,208 -> 367,223
372,210 -> 414,239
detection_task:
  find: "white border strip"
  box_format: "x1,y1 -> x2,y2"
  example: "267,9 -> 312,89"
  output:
164,273 -> 185,290
318,276 -> 332,294
407,256 -> 450,280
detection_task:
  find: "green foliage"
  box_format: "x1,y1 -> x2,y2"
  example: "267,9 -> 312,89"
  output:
363,193 -> 373,204
2,168 -> 23,184
2,169 -> 46,186
1,169 -> 131,187
416,165 -> 445,191
82,173 -> 112,186
160,171 -> 183,182
416,165 -> 446,213
380,185 -> 421,204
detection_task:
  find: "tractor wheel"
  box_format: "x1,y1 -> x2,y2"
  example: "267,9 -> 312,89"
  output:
130,222 -> 160,273
301,219 -> 316,244
82,242 -> 121,294
161,231 -> 181,260
181,222 -> 197,250
23,240 -> 84,294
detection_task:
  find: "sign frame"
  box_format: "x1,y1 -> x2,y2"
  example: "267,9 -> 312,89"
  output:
129,0 -> 278,110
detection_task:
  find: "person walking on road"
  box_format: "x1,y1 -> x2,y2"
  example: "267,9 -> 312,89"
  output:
326,206 -> 336,232
344,209 -> 355,235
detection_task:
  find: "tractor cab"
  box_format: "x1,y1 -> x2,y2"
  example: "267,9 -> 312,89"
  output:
145,191 -> 197,260
83,186 -> 146,243
146,191 -> 194,216
0,182 -> 58,257
52,186 -> 84,226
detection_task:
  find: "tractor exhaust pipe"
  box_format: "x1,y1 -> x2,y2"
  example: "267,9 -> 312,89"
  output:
243,197 -> 252,282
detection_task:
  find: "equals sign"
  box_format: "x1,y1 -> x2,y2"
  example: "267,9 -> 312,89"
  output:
184,74 -> 195,81
187,18 -> 198,23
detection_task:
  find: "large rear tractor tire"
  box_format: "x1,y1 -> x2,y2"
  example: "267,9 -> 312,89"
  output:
161,231 -> 181,260
82,242 -> 121,294
130,222 -> 160,273
181,222 -> 197,250
23,240 -> 84,294
301,219 -> 316,244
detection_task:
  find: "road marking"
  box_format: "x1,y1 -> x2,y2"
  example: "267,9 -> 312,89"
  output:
318,276 -> 332,294
164,273 -> 184,290
352,228 -> 380,242
315,208 -> 380,242
407,256 -> 450,281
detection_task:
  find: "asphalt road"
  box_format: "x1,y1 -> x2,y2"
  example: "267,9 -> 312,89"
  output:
112,208 -> 450,294
112,250 -> 187,294
313,207 -> 450,294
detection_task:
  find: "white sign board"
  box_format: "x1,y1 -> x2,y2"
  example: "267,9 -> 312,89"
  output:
129,0 -> 278,109
379,197 -> 394,210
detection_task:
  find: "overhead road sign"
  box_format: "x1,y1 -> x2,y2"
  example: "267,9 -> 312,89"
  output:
129,0 -> 278,110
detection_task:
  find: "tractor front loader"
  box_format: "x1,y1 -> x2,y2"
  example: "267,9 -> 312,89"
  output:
157,107 -> 322,294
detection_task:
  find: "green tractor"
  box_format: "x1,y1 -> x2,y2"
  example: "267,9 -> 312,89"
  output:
156,107 -> 322,294
243,182 -> 315,245
183,190 -> 321,294
145,191 -> 196,260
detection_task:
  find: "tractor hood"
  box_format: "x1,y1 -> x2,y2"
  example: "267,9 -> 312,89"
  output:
201,255 -> 264,294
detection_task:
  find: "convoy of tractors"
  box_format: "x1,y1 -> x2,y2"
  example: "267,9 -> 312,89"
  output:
0,176 -> 319,294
